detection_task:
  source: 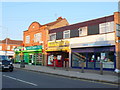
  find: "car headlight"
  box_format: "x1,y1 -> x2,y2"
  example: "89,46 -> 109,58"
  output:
10,62 -> 13,64
0,62 -> 2,65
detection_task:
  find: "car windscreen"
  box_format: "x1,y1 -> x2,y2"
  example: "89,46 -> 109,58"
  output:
0,56 -> 10,61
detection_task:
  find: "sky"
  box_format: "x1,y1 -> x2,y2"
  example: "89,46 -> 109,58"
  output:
1,1 -> 118,40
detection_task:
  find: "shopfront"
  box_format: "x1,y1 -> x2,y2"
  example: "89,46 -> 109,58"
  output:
14,45 -> 43,65
14,46 -> 23,63
71,46 -> 116,70
46,40 -> 70,67
23,45 -> 43,65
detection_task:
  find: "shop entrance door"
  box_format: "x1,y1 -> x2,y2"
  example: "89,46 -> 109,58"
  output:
87,53 -> 95,69
29,54 -> 34,65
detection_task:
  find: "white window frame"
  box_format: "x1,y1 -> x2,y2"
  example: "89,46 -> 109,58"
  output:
78,28 -> 83,36
25,35 -> 30,44
11,46 -> 16,50
0,46 -> 2,50
99,21 -> 114,34
49,33 -> 56,41
7,45 -> 10,50
63,30 -> 70,39
34,33 -> 42,43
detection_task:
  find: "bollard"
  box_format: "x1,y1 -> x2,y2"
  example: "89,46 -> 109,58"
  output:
66,61 -> 69,71
53,60 -> 56,69
81,61 -> 84,73
63,61 -> 66,69
20,60 -> 25,68
100,62 -> 103,75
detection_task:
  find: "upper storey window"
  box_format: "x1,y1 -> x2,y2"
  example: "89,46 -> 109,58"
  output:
63,30 -> 70,39
34,33 -> 42,43
99,21 -> 114,33
49,33 -> 56,41
78,27 -> 87,36
0,46 -> 2,50
25,35 -> 30,44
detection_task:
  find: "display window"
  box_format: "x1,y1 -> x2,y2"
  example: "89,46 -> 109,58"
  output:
87,53 -> 95,69
72,53 -> 86,67
72,51 -> 115,70
47,52 -> 69,67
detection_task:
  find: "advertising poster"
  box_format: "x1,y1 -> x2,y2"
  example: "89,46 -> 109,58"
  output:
57,55 -> 62,60
48,55 -> 53,65
101,53 -> 105,60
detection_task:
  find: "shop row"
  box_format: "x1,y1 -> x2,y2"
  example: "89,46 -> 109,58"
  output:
14,12 -> 120,72
14,41 -> 116,70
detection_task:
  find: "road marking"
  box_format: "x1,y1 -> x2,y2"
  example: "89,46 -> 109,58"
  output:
3,75 -> 38,86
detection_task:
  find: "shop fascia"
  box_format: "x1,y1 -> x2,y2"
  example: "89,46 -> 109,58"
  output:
14,45 -> 42,52
47,40 -> 70,52
24,45 -> 42,52
14,46 -> 25,52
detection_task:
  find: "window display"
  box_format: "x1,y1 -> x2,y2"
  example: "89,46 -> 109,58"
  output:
72,53 -> 86,67
57,55 -> 62,60
48,55 -> 54,65
72,51 -> 115,69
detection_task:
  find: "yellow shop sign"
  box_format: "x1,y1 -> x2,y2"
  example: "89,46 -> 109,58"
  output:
47,40 -> 70,52
48,40 -> 69,47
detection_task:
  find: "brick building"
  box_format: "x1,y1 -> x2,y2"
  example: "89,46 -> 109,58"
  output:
0,38 -> 23,58
14,17 -> 69,65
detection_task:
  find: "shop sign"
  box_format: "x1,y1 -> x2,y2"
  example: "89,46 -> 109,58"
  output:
48,40 -> 69,47
116,24 -> 120,37
26,45 -> 42,50
14,46 -> 22,52
47,40 -> 69,52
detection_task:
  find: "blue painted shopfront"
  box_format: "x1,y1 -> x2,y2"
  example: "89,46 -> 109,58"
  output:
71,46 -> 116,70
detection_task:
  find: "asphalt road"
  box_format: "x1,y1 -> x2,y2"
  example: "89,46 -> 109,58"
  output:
2,68 -> 119,88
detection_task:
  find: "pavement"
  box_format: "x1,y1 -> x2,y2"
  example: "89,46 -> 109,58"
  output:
13,64 -> 120,85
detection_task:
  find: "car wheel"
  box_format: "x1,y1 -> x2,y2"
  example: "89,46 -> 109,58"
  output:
9,69 -> 13,72
2,70 -> 5,72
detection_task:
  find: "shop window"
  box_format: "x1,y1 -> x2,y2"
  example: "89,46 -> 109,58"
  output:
48,55 -> 54,65
95,53 -> 101,68
49,33 -> 56,41
101,52 -> 114,69
72,52 -> 86,67
95,52 -> 114,69
87,53 -> 95,69
63,30 -> 70,39
33,53 -> 42,65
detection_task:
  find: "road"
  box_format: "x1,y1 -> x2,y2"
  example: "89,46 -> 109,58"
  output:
2,68 -> 119,88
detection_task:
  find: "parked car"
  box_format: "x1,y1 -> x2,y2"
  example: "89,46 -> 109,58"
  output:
0,55 -> 14,72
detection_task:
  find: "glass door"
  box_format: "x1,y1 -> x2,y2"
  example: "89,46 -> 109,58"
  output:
87,53 -> 95,69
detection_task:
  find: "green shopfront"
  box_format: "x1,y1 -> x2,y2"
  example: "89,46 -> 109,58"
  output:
23,45 -> 43,65
14,45 -> 43,65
